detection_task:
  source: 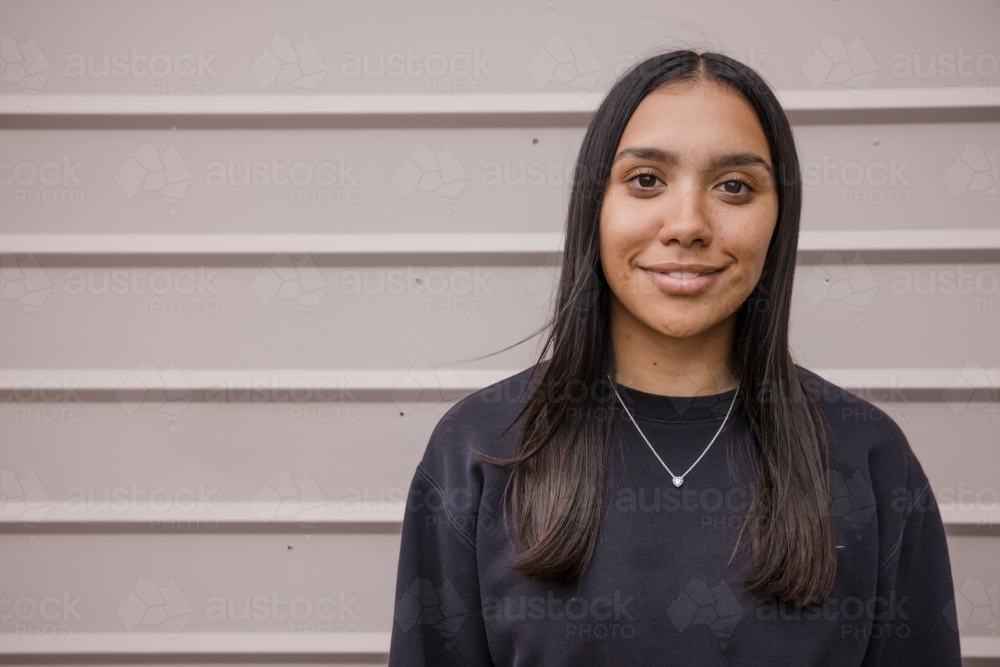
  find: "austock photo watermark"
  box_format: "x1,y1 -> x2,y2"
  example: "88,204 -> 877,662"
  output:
391,139 -> 576,214
391,361 -> 473,417
3,31 -> 997,97
5,34 -> 499,95
803,154 -> 911,206
801,34 -> 997,91
0,591 -> 85,639
203,589 -> 361,637
398,580 -> 930,646
904,482 -> 1000,529
755,591 -> 914,641
0,468 -> 51,528
0,155 -> 85,205
62,482 -> 222,531
337,266 -> 497,314
600,475 -> 997,541
483,589 -> 638,640
115,142 -> 362,212
200,373 -> 362,423
527,34 -> 603,92
4,133 -> 580,218
611,483 -> 751,534
116,577 -> 362,640
5,127 -> 581,222
63,265 -> 222,314
946,578 -> 999,635
801,253 -> 998,323
203,155 -> 361,205
0,373 -> 85,423
801,141 -> 995,209
339,46 -> 495,94
395,578 -> 469,647
64,47 -> 220,94
397,580 -> 637,643
479,155 -> 576,190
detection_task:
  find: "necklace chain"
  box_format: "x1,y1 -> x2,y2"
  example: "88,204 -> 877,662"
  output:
607,375 -> 740,487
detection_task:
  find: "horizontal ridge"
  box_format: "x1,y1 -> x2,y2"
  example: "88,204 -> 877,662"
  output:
1,229 -> 998,256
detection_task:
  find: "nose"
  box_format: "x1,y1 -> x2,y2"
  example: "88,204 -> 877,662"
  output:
656,178 -> 713,249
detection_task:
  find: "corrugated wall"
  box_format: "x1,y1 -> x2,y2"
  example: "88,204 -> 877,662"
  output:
0,1 -> 998,664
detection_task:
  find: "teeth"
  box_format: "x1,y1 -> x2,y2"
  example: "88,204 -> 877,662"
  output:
666,271 -> 706,279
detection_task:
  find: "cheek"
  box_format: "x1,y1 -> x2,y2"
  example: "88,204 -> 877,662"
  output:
748,219 -> 777,273
721,205 -> 777,264
601,198 -> 643,243
599,209 -> 643,280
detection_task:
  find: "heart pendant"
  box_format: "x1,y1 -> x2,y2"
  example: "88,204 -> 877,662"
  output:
672,476 -> 684,487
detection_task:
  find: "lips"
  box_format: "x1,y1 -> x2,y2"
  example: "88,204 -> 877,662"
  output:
664,271 -> 715,280
643,265 -> 724,295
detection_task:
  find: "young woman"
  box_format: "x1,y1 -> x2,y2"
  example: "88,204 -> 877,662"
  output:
388,50 -> 961,666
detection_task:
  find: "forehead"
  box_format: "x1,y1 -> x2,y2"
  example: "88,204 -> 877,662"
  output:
617,80 -> 771,161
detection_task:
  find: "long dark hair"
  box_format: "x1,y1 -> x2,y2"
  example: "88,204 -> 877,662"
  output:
482,50 -> 836,608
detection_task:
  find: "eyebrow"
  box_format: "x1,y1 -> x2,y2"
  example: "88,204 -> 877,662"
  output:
612,146 -> 679,167
612,146 -> 774,181
712,153 -> 775,181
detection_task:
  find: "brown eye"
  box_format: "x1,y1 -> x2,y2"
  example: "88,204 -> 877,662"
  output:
720,178 -> 752,195
629,172 -> 662,189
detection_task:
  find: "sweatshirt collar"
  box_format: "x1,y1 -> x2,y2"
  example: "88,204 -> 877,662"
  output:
610,380 -> 741,423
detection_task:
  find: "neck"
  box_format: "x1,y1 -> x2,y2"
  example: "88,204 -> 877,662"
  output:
609,293 -> 739,397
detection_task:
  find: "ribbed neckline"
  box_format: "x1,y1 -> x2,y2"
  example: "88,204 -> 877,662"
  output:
610,380 -> 742,423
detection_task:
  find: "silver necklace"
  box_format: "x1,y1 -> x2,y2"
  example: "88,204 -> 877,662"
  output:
608,375 -> 740,487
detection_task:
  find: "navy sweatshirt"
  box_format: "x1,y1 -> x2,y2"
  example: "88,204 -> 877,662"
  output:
388,365 -> 962,666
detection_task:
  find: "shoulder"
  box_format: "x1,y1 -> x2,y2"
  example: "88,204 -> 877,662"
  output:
795,364 -> 932,557
795,365 -> 912,459
416,363 -> 539,484
795,365 -> 924,480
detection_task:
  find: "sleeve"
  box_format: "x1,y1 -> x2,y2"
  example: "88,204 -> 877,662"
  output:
387,451 -> 495,665
860,478 -> 963,666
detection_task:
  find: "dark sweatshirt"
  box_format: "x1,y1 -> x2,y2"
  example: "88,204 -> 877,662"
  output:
388,365 -> 962,666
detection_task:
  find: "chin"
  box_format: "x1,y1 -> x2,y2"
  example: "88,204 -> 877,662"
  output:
649,318 -> 715,339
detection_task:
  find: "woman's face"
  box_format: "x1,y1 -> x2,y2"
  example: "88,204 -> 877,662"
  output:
599,79 -> 779,341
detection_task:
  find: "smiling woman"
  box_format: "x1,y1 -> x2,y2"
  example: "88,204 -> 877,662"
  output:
602,81 -> 779,360
388,51 -> 962,667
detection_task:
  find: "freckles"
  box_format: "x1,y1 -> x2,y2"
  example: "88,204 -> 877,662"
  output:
728,267 -> 750,289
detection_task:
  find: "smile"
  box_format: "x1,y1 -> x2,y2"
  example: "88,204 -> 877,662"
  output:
664,271 -> 715,279
643,266 -> 723,295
